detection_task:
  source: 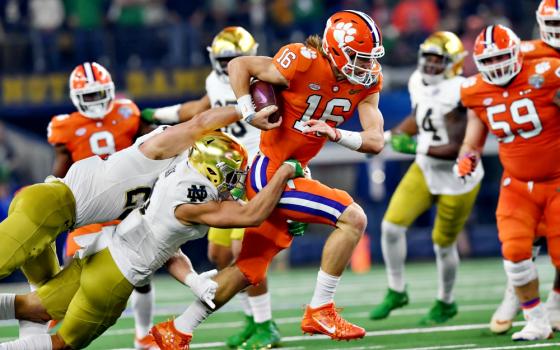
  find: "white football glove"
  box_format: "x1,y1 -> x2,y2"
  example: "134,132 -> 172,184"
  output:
185,269 -> 218,309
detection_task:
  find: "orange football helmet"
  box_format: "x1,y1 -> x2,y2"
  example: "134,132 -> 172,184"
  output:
322,10 -> 384,87
537,0 -> 560,48
473,25 -> 522,85
69,62 -> 115,119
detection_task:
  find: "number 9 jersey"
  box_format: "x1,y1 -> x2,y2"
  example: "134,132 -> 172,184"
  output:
47,99 -> 140,161
263,42 -> 383,167
461,57 -> 560,182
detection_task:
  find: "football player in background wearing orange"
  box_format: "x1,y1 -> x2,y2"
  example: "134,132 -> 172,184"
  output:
151,10 -> 385,349
458,24 -> 560,341
491,0 -> 560,334
46,62 -> 157,349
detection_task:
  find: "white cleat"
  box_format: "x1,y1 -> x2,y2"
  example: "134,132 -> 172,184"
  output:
546,291 -> 560,331
512,319 -> 553,341
490,284 -> 520,334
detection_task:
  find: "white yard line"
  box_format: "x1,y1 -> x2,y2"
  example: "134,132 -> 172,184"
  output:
469,343 -> 560,350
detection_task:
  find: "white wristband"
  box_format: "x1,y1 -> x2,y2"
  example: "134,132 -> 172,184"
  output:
184,271 -> 198,287
154,104 -> 181,124
383,130 -> 392,143
335,129 -> 362,151
416,142 -> 429,155
236,94 -> 256,121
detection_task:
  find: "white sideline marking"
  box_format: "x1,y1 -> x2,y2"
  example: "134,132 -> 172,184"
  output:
394,345 -> 476,350
185,322 -> 526,349
323,346 -> 384,350
471,343 -> 560,350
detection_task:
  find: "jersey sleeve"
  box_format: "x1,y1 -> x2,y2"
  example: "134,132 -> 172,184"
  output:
47,114 -> 72,145
407,70 -> 421,108
447,76 -> 466,108
540,58 -> 560,97
459,76 -> 479,109
272,43 -> 314,82
178,176 -> 219,207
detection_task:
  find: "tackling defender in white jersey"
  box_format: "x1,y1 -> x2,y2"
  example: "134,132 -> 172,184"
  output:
370,32 -> 484,325
141,27 -> 296,349
0,104 -> 276,291
0,131 -> 303,350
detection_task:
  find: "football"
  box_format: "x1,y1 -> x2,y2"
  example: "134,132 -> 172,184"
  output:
250,80 -> 281,123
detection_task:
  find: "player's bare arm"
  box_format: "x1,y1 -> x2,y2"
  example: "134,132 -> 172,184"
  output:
458,109 -> 488,158
426,106 -> 467,160
165,249 -> 196,283
301,92 -> 385,154
228,56 -> 289,98
177,95 -> 212,122
141,105 -> 278,160
175,163 -> 297,228
52,144 -> 73,178
391,111 -> 419,136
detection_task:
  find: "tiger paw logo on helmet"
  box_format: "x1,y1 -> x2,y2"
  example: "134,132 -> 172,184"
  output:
333,22 -> 357,46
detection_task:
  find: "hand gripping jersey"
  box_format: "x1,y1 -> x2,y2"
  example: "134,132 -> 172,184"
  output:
48,99 -> 140,161
408,70 -> 484,194
62,126 -> 177,227
262,43 -> 382,168
108,160 -> 218,286
206,71 -> 261,162
521,39 -> 560,61
461,58 -> 560,182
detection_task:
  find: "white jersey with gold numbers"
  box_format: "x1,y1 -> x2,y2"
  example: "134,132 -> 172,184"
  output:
408,70 -> 483,194
206,71 -> 261,162
108,159 -> 219,286
62,126 -> 177,227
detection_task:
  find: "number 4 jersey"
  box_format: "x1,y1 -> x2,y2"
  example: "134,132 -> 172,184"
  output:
409,70 -> 483,194
461,57 -> 560,182
262,42 -> 382,168
47,99 -> 141,161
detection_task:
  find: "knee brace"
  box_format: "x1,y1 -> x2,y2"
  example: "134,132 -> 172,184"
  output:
503,259 -> 538,287
381,220 -> 407,243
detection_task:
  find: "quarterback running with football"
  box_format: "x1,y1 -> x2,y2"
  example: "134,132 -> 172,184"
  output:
458,24 -> 560,341
0,132 -> 304,350
491,0 -> 560,334
370,31 -> 483,325
142,27 -> 287,349
46,61 -> 158,349
151,10 -> 385,349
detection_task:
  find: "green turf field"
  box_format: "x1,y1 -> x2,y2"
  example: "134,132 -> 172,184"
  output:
1,256 -> 559,349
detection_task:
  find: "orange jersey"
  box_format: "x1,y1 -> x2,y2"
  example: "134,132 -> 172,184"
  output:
461,58 -> 560,182
260,43 -> 382,167
47,99 -> 140,162
521,39 -> 560,60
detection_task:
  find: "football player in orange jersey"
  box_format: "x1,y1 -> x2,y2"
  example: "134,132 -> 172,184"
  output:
151,10 -> 385,349
46,62 -> 158,350
491,0 -> 560,334
458,24 -> 560,341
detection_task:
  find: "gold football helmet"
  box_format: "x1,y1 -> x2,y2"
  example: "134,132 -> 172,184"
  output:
207,26 -> 258,81
418,31 -> 467,84
189,131 -> 248,200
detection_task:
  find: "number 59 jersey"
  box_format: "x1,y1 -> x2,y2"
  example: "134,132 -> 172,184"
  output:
47,99 -> 140,161
62,126 -> 178,228
461,57 -> 560,182
408,70 -> 483,194
261,43 -> 382,168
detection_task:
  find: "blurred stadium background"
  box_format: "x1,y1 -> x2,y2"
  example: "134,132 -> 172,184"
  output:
0,0 -> 540,279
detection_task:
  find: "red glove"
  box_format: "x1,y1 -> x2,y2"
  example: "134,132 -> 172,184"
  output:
457,152 -> 478,177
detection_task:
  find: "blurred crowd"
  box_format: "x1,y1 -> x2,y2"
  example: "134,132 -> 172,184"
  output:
0,0 -> 537,75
